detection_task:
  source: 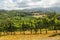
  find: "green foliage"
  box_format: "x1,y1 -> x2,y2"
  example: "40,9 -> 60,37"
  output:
0,10 -> 60,34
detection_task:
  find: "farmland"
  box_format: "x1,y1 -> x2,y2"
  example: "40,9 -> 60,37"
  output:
0,10 -> 60,40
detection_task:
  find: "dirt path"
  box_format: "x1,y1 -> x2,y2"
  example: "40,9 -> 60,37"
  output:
0,34 -> 60,40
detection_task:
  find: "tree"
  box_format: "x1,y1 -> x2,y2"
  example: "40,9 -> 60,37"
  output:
36,18 -> 43,34
0,22 -> 3,36
0,21 -> 8,35
29,19 -> 35,34
50,14 -> 58,33
1,19 -> 17,35
43,17 -> 50,34
54,19 -> 60,33
6,21 -> 17,35
21,22 -> 29,34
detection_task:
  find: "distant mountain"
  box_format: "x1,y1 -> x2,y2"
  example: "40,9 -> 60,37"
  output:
0,7 -> 60,13
22,7 -> 60,13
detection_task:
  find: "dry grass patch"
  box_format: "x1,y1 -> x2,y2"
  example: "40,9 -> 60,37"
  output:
0,31 -> 60,40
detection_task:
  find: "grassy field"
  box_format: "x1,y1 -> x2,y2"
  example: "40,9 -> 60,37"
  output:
0,30 -> 60,40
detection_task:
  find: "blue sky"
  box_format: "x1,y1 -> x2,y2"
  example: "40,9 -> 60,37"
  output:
0,0 -> 60,10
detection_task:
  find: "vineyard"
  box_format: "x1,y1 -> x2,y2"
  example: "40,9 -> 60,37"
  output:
0,11 -> 60,40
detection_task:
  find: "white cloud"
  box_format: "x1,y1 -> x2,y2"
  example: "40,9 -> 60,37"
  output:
0,0 -> 16,10
0,0 -> 60,10
27,0 -> 58,8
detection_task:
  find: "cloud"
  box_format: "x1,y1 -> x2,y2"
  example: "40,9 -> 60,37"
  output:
0,0 -> 60,10
51,1 -> 60,7
32,0 -> 42,2
0,0 -> 16,10
27,0 -> 58,8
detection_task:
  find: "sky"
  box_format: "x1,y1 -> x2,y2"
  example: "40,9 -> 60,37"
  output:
0,0 -> 60,10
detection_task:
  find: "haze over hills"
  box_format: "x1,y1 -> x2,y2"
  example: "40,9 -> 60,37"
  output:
0,7 -> 60,13
21,7 -> 60,13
